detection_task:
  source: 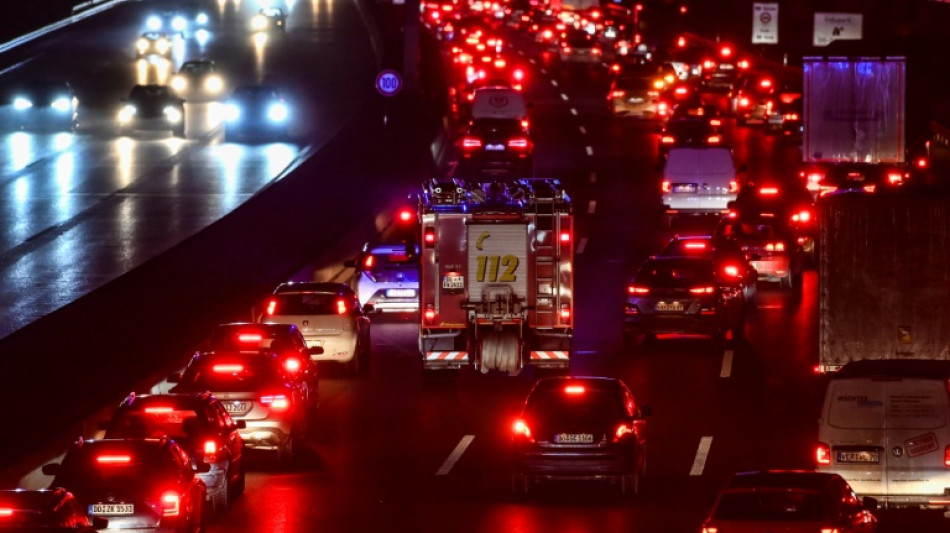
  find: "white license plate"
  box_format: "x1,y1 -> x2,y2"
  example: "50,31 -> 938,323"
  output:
837,451 -> 880,464
672,184 -> 697,193
485,144 -> 505,151
386,288 -> 416,298
91,503 -> 134,515
442,275 -> 464,289
555,433 -> 594,444
655,301 -> 684,312
223,401 -> 248,415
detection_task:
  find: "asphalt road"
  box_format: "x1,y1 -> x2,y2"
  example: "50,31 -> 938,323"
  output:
0,2 -> 949,533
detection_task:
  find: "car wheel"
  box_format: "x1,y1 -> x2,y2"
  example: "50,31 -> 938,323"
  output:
347,349 -> 361,376
278,435 -> 295,466
620,471 -> 639,497
214,469 -> 230,512
233,464 -> 246,496
510,473 -> 530,497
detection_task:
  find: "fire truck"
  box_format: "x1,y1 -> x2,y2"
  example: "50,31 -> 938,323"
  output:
417,177 -> 574,374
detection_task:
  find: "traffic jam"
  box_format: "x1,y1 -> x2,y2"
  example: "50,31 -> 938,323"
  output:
1,0 -> 949,532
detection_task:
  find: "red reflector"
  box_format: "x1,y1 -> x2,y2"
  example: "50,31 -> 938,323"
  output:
564,385 -> 585,395
707,135 -> 721,144
144,406 -> 174,414
213,364 -> 244,374
816,442 -> 831,465
203,440 -> 218,455
238,333 -> 262,343
97,455 -> 132,465
719,46 -> 732,57
336,298 -> 348,315
265,298 -> 278,316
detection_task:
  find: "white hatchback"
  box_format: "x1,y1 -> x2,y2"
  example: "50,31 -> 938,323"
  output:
661,147 -> 741,215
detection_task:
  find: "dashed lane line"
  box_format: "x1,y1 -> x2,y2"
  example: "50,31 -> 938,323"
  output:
585,146 -> 593,156
588,200 -> 596,214
689,436 -> 714,476
579,125 -> 587,134
551,79 -> 558,87
570,108 -> 578,116
720,350 -> 734,378
576,237 -> 588,255
560,93 -> 569,101
436,435 -> 475,476
589,172 -> 597,183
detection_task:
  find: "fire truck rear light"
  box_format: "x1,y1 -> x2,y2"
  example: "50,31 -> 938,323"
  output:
738,97 -> 750,108
729,180 -> 739,193
611,90 -> 625,98
559,304 -> 571,321
559,231 -> 570,243
513,68 -> 525,81
863,185 -> 877,193
816,442 -> 831,465
784,112 -> 799,121
765,242 -> 785,252
675,86 -> 688,95
759,78 -> 772,88
424,227 -> 436,246
424,305 -> 437,324
160,491 -> 180,516
661,180 -> 671,193
520,119 -> 529,129
792,209 -> 812,223
494,58 -> 506,68
709,118 -> 721,127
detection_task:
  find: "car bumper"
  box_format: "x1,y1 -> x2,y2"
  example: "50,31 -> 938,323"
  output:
513,448 -> 635,478
238,420 -> 291,450
122,117 -> 180,132
197,462 -> 228,497
663,194 -> 736,213
749,257 -> 791,281
623,313 -> 726,336
611,99 -> 656,117
304,334 -> 358,363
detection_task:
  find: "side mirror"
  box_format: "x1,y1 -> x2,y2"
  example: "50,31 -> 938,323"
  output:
363,303 -> 375,314
862,496 -> 878,511
167,372 -> 182,384
235,420 -> 247,429
638,405 -> 653,418
307,346 -> 325,356
343,259 -> 356,268
41,463 -> 60,476
92,516 -> 109,529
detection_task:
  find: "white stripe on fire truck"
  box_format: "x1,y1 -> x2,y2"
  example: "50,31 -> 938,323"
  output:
426,351 -> 469,361
529,351 -> 569,360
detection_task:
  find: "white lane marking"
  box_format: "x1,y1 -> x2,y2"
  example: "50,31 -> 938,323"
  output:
551,79 -> 559,87
0,0 -> 128,55
587,200 -> 596,214
0,57 -> 37,78
589,172 -> 597,183
560,93 -> 569,101
436,435 -> 475,476
720,349 -> 734,378
579,125 -> 587,134
517,49 -> 525,55
576,237 -> 588,255
570,108 -> 578,116
529,58 -> 537,64
689,436 -> 714,476
540,68 -> 547,74
585,146 -> 594,156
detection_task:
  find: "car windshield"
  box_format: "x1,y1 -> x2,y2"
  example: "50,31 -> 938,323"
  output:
55,444 -> 178,493
721,222 -> 777,240
565,31 -> 594,47
615,76 -> 652,91
233,87 -> 278,102
713,489 -> 828,521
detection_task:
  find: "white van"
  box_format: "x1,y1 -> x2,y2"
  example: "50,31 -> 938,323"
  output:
816,359 -> 950,511
471,86 -> 527,121
661,147 -> 739,215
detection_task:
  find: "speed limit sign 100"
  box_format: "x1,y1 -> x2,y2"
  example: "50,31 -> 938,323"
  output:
375,70 -> 402,97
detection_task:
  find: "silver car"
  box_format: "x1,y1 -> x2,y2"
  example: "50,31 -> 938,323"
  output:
260,282 -> 372,374
347,242 -> 420,312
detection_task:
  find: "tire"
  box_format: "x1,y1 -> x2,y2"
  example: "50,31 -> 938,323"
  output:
233,465 -> 246,496
620,471 -> 639,497
780,271 -> 794,290
277,435 -> 294,466
511,473 -> 530,498
347,349 -> 361,376
213,469 -> 230,512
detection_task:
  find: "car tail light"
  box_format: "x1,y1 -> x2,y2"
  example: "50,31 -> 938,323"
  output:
559,304 -> 571,322
709,118 -> 721,127
96,454 -> 132,465
213,364 -> 244,374
738,59 -> 750,69
719,45 -> 732,57
703,59 -> 715,69
0,508 -> 11,518
887,171 -> 905,185
784,112 -> 799,121
759,78 -> 772,88
144,406 -> 174,414
916,157 -> 929,169
613,422 -> 633,442
512,419 -> 534,442
657,101 -> 669,115
819,529 -> 841,533
592,47 -> 602,55
520,119 -> 529,130
461,136 -> 482,150
611,90 -> 625,98
677,36 -> 686,47
513,68 -> 525,81
627,285 -> 650,295
661,180 -> 671,193
424,304 -> 438,324
542,29 -> 552,39
660,135 -> 675,145
706,135 -> 721,144
336,298 -> 348,315
507,137 -> 530,150
203,439 -> 218,455
494,58 -> 506,68
684,241 -> 707,251
160,491 -> 180,517
722,265 -> 740,278
765,242 -> 785,252
238,333 -> 263,343
265,298 -> 278,315
674,86 -> 688,96
729,180 -> 739,193
758,186 -> 779,195
364,255 -> 375,269
944,445 -> 950,467
261,394 -> 290,412
701,528 -> 718,533
863,184 -> 877,193
423,226 -> 436,247
564,385 -> 585,395
791,209 -> 812,223
738,96 -> 750,108
652,79 -> 665,90
690,286 -> 714,294
816,442 -> 832,465
559,231 -> 570,244
283,357 -> 302,373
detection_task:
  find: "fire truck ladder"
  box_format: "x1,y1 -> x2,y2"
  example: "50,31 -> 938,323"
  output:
524,179 -> 566,328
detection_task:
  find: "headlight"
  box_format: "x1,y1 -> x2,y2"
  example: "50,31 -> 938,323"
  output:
172,16 -> 187,32
118,104 -> 136,123
268,102 -> 288,122
136,38 -> 149,53
156,39 -> 170,54
51,97 -> 72,112
13,97 -> 32,110
204,75 -> 223,93
196,12 -> 209,25
146,15 -> 162,30
251,14 -> 267,31
163,106 -> 183,123
223,103 -> 240,122
171,76 -> 187,92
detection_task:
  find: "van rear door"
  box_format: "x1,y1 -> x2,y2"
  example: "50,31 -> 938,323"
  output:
824,379 -> 888,496
883,379 -> 950,499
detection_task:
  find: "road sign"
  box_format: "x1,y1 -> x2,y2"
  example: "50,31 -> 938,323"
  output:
752,3 -> 778,45
813,12 -> 862,47
375,69 -> 402,97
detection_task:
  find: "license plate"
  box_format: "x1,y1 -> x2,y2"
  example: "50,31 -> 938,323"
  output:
386,288 -> 416,298
720,63 -> 734,70
442,275 -> 464,290
555,433 -> 594,444
655,301 -> 684,312
837,451 -> 880,464
672,184 -> 697,193
91,503 -> 134,515
485,144 -> 505,151
629,97 -> 644,103
223,401 -> 248,415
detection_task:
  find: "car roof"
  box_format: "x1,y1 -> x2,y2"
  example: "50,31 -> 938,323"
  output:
725,471 -> 838,491
364,241 -> 416,255
274,281 -> 352,295
530,376 -> 623,393
834,359 -> 950,380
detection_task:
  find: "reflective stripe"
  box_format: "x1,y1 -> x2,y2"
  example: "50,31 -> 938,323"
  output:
426,351 -> 469,361
530,351 -> 569,360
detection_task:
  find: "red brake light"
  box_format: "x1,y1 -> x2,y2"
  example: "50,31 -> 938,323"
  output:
738,96 -> 750,108
738,59 -> 750,69
729,180 -> 739,193
613,422 -> 633,442
706,135 -> 721,144
759,78 -> 772,88
144,406 -> 174,414
160,490 -> 180,517
677,36 -> 686,47
863,184 -> 877,193
462,136 -> 482,149
238,333 -> 262,343
784,112 -> 800,121
722,265 -> 740,277
513,68 -> 524,81
559,231 -> 570,244
398,209 -> 413,222
887,172 -> 904,185
684,241 -> 707,250
283,357 -> 302,373
916,157 -> 929,169
424,226 -> 436,246
364,255 -> 375,269
96,455 -> 132,465
494,58 -> 506,68
265,298 -> 278,316
661,135 -> 675,145
689,286 -> 714,294
507,137 -> 530,149
944,445 -> 950,467
203,440 -> 218,455
336,298 -> 348,315
261,394 -> 290,411
661,180 -> 671,193
520,119 -> 529,129
424,305 -> 438,324
709,118 -> 721,127
674,86 -> 688,95
213,364 -> 244,374
512,419 -> 534,441
703,59 -> 715,70
564,385 -> 585,395
611,90 -> 625,98
816,442 -> 831,465
719,45 -> 732,57
559,304 -> 571,322
0,509 -> 11,518
758,186 -> 779,195
627,285 -> 649,295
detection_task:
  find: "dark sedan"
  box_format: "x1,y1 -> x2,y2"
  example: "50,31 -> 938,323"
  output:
222,85 -> 290,142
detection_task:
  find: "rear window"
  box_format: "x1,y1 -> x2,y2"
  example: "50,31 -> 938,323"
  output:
616,76 -> 651,91
713,490 -> 827,521
828,380 -> 948,430
56,445 -> 178,493
635,259 -> 715,287
271,293 -> 340,315
469,119 -> 522,137
181,357 -> 283,392
108,408 -> 205,440
524,387 -> 624,425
